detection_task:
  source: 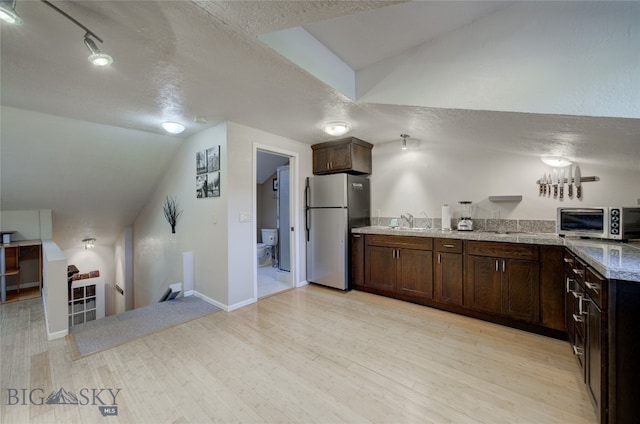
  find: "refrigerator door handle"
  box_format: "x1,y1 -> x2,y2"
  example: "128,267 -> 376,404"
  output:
305,178 -> 310,241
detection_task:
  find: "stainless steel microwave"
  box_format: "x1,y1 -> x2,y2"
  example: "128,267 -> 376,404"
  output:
557,207 -> 640,240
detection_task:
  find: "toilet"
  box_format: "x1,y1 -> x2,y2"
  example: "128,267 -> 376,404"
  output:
257,229 -> 277,267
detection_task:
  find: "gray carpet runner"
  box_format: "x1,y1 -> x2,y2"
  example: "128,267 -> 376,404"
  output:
70,296 -> 219,357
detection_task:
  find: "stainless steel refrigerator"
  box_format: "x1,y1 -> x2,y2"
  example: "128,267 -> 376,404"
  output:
305,174 -> 370,290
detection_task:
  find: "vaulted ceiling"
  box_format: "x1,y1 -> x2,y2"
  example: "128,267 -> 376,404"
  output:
1,1 -> 638,249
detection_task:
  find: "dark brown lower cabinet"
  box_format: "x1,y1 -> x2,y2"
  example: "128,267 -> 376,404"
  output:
464,255 -> 502,314
362,235 -> 433,298
365,245 -> 397,292
564,249 -> 607,424
350,234 -> 364,288
464,242 -> 540,323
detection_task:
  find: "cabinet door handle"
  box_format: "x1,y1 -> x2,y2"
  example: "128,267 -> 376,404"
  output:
563,258 -> 574,264
572,313 -> 583,323
443,244 -> 455,248
566,277 -> 575,293
495,260 -> 499,272
579,296 -> 590,315
438,253 -> 442,264
502,260 -> 506,272
585,282 -> 599,294
572,345 -> 584,356
572,268 -> 584,276
352,234 -> 361,238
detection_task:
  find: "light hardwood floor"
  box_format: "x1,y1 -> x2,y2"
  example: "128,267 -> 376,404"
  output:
1,285 -> 596,423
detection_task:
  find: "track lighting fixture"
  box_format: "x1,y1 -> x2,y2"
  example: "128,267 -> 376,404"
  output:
0,0 -> 22,25
83,34 -> 113,66
400,134 -> 410,150
39,0 -> 114,66
82,238 -> 96,249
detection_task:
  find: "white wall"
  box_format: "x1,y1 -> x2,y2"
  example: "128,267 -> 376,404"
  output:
133,123 -> 229,308
0,209 -> 52,241
64,245 -> 116,316
371,141 -> 640,222
132,121 -> 312,310
358,1 -> 640,119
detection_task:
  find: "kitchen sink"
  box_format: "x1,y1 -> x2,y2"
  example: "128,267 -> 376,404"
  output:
389,227 -> 429,232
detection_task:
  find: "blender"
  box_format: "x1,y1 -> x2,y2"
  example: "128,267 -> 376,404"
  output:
458,201 -> 474,231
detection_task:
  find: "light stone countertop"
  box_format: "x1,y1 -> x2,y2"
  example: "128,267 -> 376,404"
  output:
352,226 -> 640,283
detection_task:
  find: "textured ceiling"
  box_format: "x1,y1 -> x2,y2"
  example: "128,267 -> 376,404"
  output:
1,0 -> 638,249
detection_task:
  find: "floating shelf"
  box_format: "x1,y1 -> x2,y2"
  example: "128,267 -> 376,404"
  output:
489,195 -> 523,202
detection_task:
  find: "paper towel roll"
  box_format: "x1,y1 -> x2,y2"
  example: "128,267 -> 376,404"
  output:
442,205 -> 451,231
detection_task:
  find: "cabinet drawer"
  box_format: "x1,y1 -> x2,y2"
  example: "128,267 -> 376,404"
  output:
434,238 -> 463,253
366,235 -> 432,250
465,241 -> 538,261
585,267 -> 607,310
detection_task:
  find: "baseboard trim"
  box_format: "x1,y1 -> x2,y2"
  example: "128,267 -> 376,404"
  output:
192,291 -> 256,312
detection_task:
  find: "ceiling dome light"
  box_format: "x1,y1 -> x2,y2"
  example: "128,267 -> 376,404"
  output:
0,0 -> 23,25
541,156 -> 572,167
162,121 -> 186,134
84,35 -> 113,66
322,122 -> 350,137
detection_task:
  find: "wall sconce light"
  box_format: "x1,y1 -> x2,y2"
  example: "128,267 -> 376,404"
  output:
400,134 -> 410,150
82,238 -> 96,249
322,122 -> 350,137
541,156 -> 572,167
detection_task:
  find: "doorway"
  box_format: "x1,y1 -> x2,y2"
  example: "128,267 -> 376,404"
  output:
254,146 -> 297,299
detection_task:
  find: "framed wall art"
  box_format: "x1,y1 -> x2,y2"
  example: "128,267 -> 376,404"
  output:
196,145 -> 221,198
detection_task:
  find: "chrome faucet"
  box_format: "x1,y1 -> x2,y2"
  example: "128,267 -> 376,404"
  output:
401,213 -> 414,228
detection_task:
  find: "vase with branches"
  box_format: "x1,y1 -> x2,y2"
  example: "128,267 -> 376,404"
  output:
163,196 -> 183,234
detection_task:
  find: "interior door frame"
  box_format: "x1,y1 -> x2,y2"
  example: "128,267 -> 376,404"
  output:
252,143 -> 299,300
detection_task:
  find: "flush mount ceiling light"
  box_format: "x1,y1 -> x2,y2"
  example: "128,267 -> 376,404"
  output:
40,0 -> 113,66
322,122 -> 350,137
400,133 -> 410,150
82,238 -> 96,249
541,156 -> 572,167
162,121 -> 186,134
0,0 -> 22,25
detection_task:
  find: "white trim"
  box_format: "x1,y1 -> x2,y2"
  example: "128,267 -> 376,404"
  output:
253,143 -> 300,302
192,290 -> 256,312
297,280 -> 310,288
192,291 -> 227,310
227,297 -> 256,312
183,290 -> 195,297
47,329 -> 68,341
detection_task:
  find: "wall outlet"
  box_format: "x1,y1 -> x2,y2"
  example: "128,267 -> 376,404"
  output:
239,212 -> 252,223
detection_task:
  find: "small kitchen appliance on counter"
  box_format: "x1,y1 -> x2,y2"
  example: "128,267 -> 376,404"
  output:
457,201 -> 474,231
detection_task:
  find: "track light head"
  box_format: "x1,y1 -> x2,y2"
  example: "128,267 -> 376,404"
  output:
84,34 -> 113,66
0,0 -> 23,25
